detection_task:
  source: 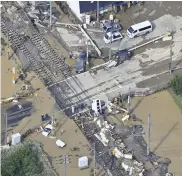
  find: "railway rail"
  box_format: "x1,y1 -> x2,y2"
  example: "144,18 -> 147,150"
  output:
1,3 -> 132,175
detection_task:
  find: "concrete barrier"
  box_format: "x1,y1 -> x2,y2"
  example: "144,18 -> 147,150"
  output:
128,32 -> 171,52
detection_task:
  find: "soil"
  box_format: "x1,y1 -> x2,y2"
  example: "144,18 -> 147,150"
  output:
131,91 -> 182,176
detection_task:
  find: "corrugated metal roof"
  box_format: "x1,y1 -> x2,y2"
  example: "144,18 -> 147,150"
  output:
79,1 -> 121,14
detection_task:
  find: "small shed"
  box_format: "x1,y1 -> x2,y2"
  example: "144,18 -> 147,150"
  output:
78,156 -> 89,169
11,133 -> 21,145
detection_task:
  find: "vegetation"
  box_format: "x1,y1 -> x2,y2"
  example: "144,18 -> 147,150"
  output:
1,142 -> 44,176
170,75 -> 182,95
169,75 -> 182,110
1,37 -> 7,46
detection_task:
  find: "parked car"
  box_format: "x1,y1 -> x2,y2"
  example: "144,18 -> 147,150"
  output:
103,31 -> 123,44
75,52 -> 87,74
127,20 -> 152,38
103,20 -> 123,33
115,49 -> 132,65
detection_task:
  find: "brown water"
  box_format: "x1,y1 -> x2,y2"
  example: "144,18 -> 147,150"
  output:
26,119 -> 96,176
131,91 -> 182,176
1,43 -> 96,176
2,41 -> 181,175
1,46 -> 19,98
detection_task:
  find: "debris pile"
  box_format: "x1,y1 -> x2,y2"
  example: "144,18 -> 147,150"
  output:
24,2 -> 60,28
94,118 -> 147,175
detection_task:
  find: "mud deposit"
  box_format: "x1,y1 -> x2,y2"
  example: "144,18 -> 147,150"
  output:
131,91 -> 182,176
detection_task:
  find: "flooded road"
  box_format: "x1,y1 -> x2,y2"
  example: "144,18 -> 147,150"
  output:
131,91 -> 182,176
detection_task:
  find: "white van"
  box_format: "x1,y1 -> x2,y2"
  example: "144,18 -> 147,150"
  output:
127,20 -> 152,38
103,31 -> 123,44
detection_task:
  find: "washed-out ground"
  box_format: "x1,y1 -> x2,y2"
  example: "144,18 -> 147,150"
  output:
131,91 -> 182,176
1,38 -> 96,176
25,119 -> 100,176
1,39 -> 23,132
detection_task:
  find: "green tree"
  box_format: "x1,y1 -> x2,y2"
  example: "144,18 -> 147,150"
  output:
170,75 -> 182,95
1,143 -> 44,176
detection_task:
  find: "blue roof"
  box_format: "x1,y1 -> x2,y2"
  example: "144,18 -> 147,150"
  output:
79,1 -> 121,14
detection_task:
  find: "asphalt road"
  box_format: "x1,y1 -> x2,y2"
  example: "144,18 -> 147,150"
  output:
137,68 -> 182,88
91,1 -> 182,56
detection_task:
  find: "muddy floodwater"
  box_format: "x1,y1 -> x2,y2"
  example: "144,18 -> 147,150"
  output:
131,91 -> 182,176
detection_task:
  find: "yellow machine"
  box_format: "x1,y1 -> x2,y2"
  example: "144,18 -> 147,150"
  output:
42,119 -> 59,128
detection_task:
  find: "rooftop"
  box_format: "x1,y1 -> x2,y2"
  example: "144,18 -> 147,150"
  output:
79,1 -> 120,14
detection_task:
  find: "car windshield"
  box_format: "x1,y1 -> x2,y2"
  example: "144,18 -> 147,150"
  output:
104,33 -> 109,40
128,27 -> 134,33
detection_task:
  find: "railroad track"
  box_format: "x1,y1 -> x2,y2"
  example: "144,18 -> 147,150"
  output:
1,4 -> 128,175
1,16 -> 74,109
1,16 -> 53,85
30,33 -> 72,79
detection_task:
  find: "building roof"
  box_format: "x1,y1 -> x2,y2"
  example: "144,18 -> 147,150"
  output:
79,1 -> 119,14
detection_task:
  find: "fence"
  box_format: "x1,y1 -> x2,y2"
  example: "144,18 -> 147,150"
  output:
111,81 -> 170,102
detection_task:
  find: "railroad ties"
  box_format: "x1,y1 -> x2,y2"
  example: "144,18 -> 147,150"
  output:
1,15 -> 76,111
1,16 -> 54,86
1,13 -> 128,176
30,33 -> 72,79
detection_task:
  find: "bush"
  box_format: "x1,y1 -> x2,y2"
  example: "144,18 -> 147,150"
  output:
1,143 -> 44,176
170,75 -> 182,96
1,37 -> 7,46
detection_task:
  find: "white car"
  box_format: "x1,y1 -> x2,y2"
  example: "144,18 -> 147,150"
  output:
103,31 -> 123,44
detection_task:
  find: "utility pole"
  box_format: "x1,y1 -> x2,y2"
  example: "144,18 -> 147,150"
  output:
5,113 -> 8,145
49,1 -> 52,28
127,87 -> 131,114
7,34 -> 16,84
86,40 -> 89,65
63,155 -> 69,176
147,114 -> 151,155
93,143 -> 96,176
97,1 -> 99,22
109,35 -> 112,62
169,42 -> 172,74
